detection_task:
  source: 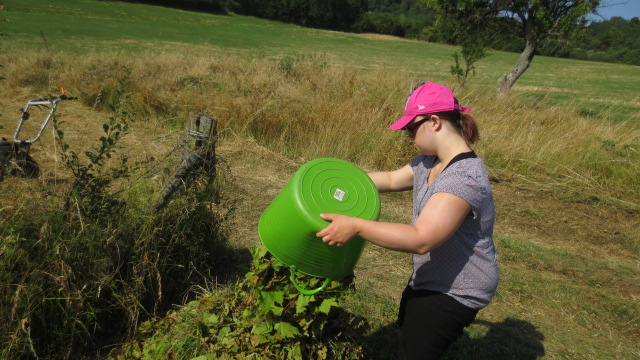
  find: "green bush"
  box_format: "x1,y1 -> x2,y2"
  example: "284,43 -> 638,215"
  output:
0,79 -> 234,359
112,246 -> 369,360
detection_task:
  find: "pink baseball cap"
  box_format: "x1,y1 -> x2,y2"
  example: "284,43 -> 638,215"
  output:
390,81 -> 472,130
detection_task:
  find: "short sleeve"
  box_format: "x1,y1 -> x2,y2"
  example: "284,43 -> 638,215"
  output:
431,163 -> 484,211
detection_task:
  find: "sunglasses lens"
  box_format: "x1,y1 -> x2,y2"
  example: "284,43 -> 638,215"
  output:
405,117 -> 427,137
405,125 -> 414,136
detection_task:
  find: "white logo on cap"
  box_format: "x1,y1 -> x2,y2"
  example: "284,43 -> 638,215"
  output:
418,105 -> 425,110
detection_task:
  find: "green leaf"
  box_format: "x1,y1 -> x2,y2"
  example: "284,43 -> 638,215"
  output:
295,294 -> 315,314
218,326 -> 231,338
250,246 -> 269,264
204,313 -> 219,326
286,343 -> 303,360
251,321 -> 273,335
242,309 -> 254,319
258,290 -> 284,316
318,298 -> 338,314
274,321 -> 300,338
220,336 -> 236,348
190,355 -> 214,360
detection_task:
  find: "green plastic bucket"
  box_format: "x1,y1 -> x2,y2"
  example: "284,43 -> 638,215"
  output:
258,158 -> 380,294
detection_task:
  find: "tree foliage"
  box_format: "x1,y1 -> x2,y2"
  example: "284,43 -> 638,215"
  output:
116,0 -> 638,68
420,0 -> 601,96
572,16 -> 640,65
229,0 -> 368,31
116,0 -> 233,14
352,0 -> 435,38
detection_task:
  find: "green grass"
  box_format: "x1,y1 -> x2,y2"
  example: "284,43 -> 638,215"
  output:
506,56 -> 640,124
1,1 -> 639,359
344,235 -> 640,359
480,236 -> 639,359
4,0 -> 640,125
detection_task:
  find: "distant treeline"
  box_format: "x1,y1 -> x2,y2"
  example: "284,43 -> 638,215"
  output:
573,17 -> 640,66
119,0 -> 640,66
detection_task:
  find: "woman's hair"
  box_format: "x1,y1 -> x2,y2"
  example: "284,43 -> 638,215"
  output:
432,97 -> 479,145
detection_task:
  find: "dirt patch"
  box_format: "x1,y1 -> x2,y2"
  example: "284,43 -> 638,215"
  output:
218,137 -> 301,249
492,181 -> 639,268
355,33 -> 416,42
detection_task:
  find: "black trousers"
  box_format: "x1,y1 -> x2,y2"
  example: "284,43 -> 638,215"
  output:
397,286 -> 479,360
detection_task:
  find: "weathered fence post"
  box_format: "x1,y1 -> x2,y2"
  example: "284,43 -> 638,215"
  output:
409,78 -> 425,95
151,112 -> 218,212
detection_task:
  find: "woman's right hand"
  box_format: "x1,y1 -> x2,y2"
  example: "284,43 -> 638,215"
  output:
316,213 -> 361,247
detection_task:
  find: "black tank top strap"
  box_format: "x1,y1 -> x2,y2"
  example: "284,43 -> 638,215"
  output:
443,151 -> 477,172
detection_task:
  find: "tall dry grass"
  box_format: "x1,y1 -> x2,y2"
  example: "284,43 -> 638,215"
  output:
2,48 -> 639,360
1,66 -> 236,359
476,92 -> 640,208
2,49 -> 638,210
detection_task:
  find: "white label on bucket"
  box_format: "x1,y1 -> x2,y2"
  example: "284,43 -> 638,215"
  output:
333,189 -> 346,202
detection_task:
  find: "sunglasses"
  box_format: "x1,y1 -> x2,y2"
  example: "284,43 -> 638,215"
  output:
404,116 -> 431,138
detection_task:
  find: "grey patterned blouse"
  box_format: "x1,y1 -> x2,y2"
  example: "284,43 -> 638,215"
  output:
409,153 -> 499,309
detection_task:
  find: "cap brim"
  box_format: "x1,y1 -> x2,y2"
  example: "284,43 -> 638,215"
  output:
389,115 -> 415,130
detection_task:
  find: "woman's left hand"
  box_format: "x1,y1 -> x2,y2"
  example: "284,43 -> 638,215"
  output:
316,213 -> 359,247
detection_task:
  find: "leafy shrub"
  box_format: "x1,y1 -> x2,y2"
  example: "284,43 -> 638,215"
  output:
0,76 -> 233,359
112,246 -> 369,360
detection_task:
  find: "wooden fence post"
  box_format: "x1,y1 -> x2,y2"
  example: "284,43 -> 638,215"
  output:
151,112 -> 218,212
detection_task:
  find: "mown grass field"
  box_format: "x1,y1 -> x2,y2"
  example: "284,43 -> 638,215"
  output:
1,0 -> 639,359
4,0 -> 640,124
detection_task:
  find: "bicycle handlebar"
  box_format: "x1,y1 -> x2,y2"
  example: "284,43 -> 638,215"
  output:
15,93 -> 78,144
28,95 -> 78,103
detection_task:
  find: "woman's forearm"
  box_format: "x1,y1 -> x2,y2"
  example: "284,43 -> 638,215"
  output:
352,218 -> 433,254
318,214 -> 435,255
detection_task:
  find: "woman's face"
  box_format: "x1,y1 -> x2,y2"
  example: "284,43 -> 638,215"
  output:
407,115 -> 436,155
405,115 -> 430,139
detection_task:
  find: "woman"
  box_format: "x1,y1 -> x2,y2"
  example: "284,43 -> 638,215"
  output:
316,81 -> 498,359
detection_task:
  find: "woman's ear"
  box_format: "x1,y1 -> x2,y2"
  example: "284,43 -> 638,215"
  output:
430,115 -> 443,131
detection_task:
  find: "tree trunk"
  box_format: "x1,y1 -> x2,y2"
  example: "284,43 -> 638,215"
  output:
496,15 -> 538,97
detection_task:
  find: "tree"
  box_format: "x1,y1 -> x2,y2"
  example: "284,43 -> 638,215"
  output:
421,0 -> 601,96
